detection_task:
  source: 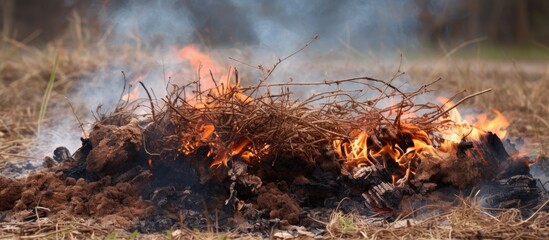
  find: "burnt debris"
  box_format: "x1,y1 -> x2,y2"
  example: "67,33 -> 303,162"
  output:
0,74 -> 546,234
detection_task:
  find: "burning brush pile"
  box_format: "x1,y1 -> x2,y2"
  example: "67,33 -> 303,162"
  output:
0,46 -> 547,237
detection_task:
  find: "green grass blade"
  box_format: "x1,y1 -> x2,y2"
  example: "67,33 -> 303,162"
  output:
37,54 -> 59,133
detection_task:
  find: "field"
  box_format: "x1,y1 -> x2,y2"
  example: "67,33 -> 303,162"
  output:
1,31 -> 548,239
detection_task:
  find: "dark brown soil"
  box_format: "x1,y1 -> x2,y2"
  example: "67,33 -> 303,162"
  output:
0,176 -> 22,211
86,119 -> 143,176
1,170 -> 154,227
256,183 -> 302,225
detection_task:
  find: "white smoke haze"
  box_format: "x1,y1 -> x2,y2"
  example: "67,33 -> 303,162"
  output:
109,0 -> 194,45
37,0 -> 432,156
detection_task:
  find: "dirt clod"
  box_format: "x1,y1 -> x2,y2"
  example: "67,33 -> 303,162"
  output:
256,183 -> 302,225
86,118 -> 143,176
0,176 -> 23,211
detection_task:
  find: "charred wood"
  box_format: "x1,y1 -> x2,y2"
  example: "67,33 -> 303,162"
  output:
42,156 -> 58,168
361,182 -> 404,213
480,175 -> 541,214
53,147 -> 72,162
113,165 -> 145,184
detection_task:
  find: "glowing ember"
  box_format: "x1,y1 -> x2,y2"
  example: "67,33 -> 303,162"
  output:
240,151 -> 255,164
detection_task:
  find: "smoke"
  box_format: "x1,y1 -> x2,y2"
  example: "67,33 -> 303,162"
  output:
99,0 -> 420,51
36,0 -> 423,156
109,0 -> 194,45
234,0 -> 420,52
65,0 -> 423,106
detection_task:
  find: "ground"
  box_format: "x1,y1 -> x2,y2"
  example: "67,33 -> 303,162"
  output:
0,34 -> 548,239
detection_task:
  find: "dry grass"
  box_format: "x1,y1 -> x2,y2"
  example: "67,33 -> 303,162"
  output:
0,36 -> 99,165
0,220 -> 260,240
1,201 -> 547,239
0,16 -> 156,166
0,221 -> 258,240
0,219 -> 116,239
326,199 -> 549,239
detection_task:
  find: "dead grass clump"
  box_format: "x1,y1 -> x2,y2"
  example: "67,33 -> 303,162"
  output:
0,219 -> 117,240
326,199 -> 549,239
0,220 -> 260,240
148,62 -> 452,173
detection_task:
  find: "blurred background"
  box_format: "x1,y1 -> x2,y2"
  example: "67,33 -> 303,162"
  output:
1,0 -> 549,59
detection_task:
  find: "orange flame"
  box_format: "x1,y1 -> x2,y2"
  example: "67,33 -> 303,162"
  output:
177,44 -> 224,90
122,75 -> 146,102
231,138 -> 250,156
392,175 -> 398,186
210,138 -> 251,167
333,96 -> 512,186
200,124 -> 216,140
333,131 -> 375,170
470,109 -> 509,139
180,123 -> 216,155
175,45 -> 267,168
437,97 -> 510,143
241,151 -> 255,164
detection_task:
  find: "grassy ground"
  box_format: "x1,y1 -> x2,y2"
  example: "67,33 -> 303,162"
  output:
1,29 -> 548,239
0,42 -> 100,166
410,42 -> 549,61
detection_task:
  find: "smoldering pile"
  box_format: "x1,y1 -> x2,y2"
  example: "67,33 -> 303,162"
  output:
0,67 -> 546,237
